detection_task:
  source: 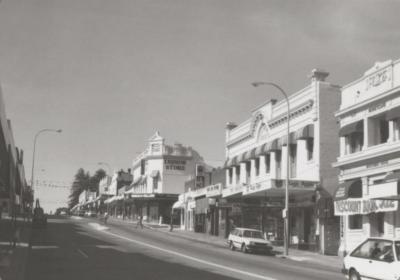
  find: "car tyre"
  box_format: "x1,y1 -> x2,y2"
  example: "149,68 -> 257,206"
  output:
229,241 -> 235,251
349,269 -> 360,280
241,243 -> 247,254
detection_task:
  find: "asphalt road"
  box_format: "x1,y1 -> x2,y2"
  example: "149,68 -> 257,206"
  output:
25,217 -> 343,280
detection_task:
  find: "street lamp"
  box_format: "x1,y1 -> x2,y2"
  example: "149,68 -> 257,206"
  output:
30,129 -> 62,197
252,81 -> 290,256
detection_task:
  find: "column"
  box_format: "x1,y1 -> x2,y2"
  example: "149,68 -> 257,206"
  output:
240,162 -> 246,183
340,137 -> 346,156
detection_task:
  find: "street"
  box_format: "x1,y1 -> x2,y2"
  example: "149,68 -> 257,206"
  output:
25,217 -> 343,280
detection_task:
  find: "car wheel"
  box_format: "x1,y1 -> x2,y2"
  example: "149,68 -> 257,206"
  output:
229,241 -> 235,251
349,269 -> 360,280
241,244 -> 247,253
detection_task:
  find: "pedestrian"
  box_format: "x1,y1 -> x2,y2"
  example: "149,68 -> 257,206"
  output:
104,212 -> 109,225
169,211 -> 174,232
136,215 -> 143,229
11,227 -> 20,248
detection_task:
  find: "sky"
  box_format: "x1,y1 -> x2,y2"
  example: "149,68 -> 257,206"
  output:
0,0 -> 400,211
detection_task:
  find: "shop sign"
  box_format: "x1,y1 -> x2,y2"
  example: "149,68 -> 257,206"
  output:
222,184 -> 244,197
365,68 -> 391,91
334,198 -> 398,216
206,183 -> 222,197
243,181 -> 270,195
164,159 -> 186,171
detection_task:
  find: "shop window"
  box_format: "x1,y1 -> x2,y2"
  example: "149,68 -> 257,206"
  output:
255,158 -> 260,176
265,154 -> 271,174
349,214 -> 363,230
307,138 -> 314,161
235,166 -> 240,183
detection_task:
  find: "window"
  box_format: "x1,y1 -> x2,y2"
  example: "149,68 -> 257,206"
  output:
379,119 -> 389,144
255,158 -> 260,176
235,166 -> 240,183
246,161 -> 251,182
229,168 -> 233,184
377,212 -> 385,235
140,160 -> 146,175
394,118 -> 400,141
351,239 -> 394,262
349,214 -> 363,230
307,138 -> 314,161
153,177 -> 158,190
265,154 -> 270,174
347,132 -> 364,154
275,151 -> 281,178
290,144 -> 297,178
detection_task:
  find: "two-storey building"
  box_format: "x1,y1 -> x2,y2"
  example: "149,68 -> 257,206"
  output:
223,69 -> 341,254
125,132 -> 205,224
333,60 -> 400,255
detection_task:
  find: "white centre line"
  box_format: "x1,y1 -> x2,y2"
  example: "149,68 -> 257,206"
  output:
31,245 -> 58,249
101,230 -> 277,280
77,248 -> 88,258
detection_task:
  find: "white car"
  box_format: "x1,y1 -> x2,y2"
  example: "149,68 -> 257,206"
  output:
228,227 -> 273,254
342,237 -> 400,280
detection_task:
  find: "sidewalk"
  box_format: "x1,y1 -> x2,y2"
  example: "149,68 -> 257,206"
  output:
0,216 -> 32,280
108,217 -> 342,270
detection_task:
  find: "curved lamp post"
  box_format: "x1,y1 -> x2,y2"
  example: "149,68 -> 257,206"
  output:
252,81 -> 290,257
30,129 -> 62,197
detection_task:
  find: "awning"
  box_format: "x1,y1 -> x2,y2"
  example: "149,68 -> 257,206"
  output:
296,124 -> 314,139
255,143 -> 267,157
132,177 -> 141,186
333,180 -> 362,201
279,132 -> 296,146
243,148 -> 257,161
339,120 -> 363,136
224,156 -> 238,168
150,170 -> 160,178
264,139 -> 280,152
237,152 -> 246,163
172,200 -> 185,209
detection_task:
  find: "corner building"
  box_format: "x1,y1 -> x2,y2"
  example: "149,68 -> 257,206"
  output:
125,132 -> 205,224
223,70 -> 341,254
334,60 -> 400,255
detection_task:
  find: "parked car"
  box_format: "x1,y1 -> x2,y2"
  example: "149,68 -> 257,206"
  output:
78,210 -> 85,217
342,237 -> 400,280
228,227 -> 273,254
32,207 -> 47,228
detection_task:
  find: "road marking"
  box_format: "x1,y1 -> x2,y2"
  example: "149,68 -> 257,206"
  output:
77,248 -> 88,258
31,245 -> 58,249
0,241 -> 29,247
101,230 -> 277,280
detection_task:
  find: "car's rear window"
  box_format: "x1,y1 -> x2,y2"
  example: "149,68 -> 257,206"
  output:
243,230 -> 263,239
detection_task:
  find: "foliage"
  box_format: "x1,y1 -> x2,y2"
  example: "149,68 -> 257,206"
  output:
68,168 -> 107,209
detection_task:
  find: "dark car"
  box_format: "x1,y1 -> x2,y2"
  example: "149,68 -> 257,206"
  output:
32,207 -> 47,228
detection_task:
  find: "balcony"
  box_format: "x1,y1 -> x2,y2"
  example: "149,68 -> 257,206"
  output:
334,140 -> 400,168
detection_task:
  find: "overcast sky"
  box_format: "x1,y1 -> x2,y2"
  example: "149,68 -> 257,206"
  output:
1,0 -> 400,208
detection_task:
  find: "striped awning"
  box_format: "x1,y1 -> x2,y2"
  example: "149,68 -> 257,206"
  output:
296,124 -> 314,139
255,143 -> 267,157
243,148 -> 257,161
339,121 -> 363,136
265,139 -> 280,152
280,132 -> 296,146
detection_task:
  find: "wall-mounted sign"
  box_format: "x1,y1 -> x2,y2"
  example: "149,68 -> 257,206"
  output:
334,198 -> 398,216
365,69 -> 391,91
164,159 -> 186,171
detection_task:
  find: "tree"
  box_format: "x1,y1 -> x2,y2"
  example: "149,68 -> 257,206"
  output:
68,168 -> 90,209
89,168 -> 106,193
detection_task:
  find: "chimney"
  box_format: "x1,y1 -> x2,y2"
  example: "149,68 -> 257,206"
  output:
309,69 -> 329,82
